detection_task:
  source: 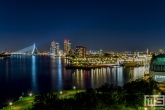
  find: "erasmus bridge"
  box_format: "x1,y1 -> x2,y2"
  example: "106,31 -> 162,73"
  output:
11,43 -> 39,55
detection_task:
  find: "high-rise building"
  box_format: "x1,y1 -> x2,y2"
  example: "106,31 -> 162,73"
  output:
63,39 -> 71,55
68,40 -> 71,53
50,41 -> 55,55
64,39 -> 68,55
50,41 -> 60,56
75,46 -> 86,58
55,42 -> 59,56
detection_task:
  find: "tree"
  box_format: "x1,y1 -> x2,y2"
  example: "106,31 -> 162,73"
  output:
29,78 -> 162,110
29,92 -> 59,110
123,78 -> 161,109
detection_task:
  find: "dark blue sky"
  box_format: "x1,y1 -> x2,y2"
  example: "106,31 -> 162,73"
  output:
0,0 -> 165,52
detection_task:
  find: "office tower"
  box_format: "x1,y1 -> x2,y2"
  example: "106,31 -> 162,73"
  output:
64,39 -> 67,55
50,41 -> 55,55
67,40 -> 71,53
75,46 -> 86,58
50,41 -> 60,56
55,42 -> 59,56
64,39 -> 71,55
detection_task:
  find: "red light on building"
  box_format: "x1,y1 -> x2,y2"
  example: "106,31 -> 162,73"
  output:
64,39 -> 67,42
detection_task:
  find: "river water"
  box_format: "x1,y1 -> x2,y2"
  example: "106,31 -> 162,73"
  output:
0,55 -> 145,108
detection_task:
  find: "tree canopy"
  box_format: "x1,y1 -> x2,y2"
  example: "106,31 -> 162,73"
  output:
29,77 -> 162,110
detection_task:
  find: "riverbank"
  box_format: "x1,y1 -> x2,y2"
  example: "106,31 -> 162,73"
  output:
65,64 -> 123,69
2,90 -> 85,110
65,63 -> 145,69
0,54 -> 11,59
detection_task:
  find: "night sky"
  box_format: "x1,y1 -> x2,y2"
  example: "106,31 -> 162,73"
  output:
0,0 -> 165,52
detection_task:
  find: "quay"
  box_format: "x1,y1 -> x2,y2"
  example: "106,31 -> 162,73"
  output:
66,64 -> 123,69
65,62 -> 145,69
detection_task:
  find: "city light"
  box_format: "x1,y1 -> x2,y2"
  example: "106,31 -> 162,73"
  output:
29,93 -> 32,97
9,102 -> 12,106
60,91 -> 63,94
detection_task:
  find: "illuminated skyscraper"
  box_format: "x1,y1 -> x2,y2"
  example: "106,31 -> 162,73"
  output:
50,41 -> 60,56
64,39 -> 71,55
50,41 -> 55,55
64,39 -> 68,54
68,40 -> 71,53
75,46 -> 86,58
55,42 -> 59,56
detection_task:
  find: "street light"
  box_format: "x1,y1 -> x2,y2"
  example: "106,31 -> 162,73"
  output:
29,93 -> 32,96
9,102 -> 12,110
60,91 -> 63,94
29,93 -> 32,100
73,86 -> 77,93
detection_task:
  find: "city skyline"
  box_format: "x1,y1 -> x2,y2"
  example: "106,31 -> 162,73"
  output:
1,0 -> 165,52
1,38 -> 162,53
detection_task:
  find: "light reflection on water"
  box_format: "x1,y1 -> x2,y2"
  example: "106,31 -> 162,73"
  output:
0,56 -> 145,108
71,66 -> 145,89
32,56 -> 38,92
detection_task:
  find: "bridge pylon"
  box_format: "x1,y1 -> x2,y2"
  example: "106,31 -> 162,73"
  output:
11,43 -> 39,55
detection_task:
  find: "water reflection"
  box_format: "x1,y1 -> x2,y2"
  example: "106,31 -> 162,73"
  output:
58,57 -> 62,90
50,57 -> 63,91
50,56 -> 56,91
116,67 -> 124,86
32,56 -> 38,92
72,66 -> 145,89
133,67 -> 145,80
5,59 -> 9,83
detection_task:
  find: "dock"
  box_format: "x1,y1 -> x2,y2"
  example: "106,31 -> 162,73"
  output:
65,64 -> 123,69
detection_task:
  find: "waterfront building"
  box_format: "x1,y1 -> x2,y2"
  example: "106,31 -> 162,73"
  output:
86,51 -> 90,55
64,39 -> 67,55
158,49 -> 164,54
149,54 -> 165,83
69,49 -> 75,56
64,39 -> 71,55
50,41 -> 60,56
59,50 -> 63,56
68,40 -> 71,53
55,42 -> 60,56
50,41 -> 55,55
75,46 -> 86,58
